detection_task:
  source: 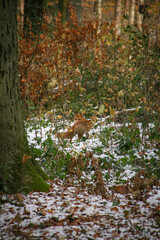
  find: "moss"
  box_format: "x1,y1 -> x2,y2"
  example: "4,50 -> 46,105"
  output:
21,158 -> 50,193
31,157 -> 48,180
20,136 -> 50,193
0,134 -> 50,193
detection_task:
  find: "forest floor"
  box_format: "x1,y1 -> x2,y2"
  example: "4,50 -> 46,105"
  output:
1,112 -> 160,239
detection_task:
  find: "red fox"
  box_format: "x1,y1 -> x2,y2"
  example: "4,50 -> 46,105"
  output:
56,130 -> 75,143
74,113 -> 85,121
56,115 -> 97,142
71,116 -> 97,139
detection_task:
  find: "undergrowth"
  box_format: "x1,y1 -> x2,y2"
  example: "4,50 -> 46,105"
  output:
26,110 -> 160,193
20,6 -> 159,196
19,7 -> 160,119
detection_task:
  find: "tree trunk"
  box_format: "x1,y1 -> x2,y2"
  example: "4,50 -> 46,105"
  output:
136,0 -> 144,31
71,0 -> 82,23
0,0 -> 49,193
97,0 -> 102,21
24,0 -> 45,36
18,0 -> 25,30
155,1 -> 160,48
97,0 -> 102,33
115,0 -> 122,37
124,0 -> 130,27
129,0 -> 136,25
59,0 -> 68,25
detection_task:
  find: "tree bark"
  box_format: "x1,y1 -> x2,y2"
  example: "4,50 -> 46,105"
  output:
155,0 -> 160,48
18,0 -> 25,30
24,0 -> 45,36
115,0 -> 122,37
71,0 -> 82,23
129,0 -> 136,25
136,0 -> 144,31
0,0 -> 49,193
97,0 -> 102,33
97,0 -> 102,21
59,0 -> 68,25
124,0 -> 130,27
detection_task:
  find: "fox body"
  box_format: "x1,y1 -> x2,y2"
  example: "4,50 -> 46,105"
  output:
71,117 -> 96,139
57,116 -> 97,142
56,130 -> 74,143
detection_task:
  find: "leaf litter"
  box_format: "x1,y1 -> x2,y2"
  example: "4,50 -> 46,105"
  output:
1,113 -> 160,239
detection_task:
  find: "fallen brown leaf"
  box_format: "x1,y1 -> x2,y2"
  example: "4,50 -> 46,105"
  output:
22,154 -> 31,163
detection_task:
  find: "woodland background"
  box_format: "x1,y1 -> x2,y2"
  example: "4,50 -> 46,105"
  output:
0,0 -> 160,239
0,0 -> 159,196
18,0 -> 160,118
16,0 -> 160,192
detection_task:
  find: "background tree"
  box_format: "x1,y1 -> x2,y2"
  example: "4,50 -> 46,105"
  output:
97,0 -> 102,32
129,0 -> 136,25
71,0 -> 82,23
59,0 -> 68,25
115,0 -> 122,37
136,0 -> 144,31
24,0 -> 46,36
0,0 -> 49,193
124,0 -> 130,27
18,0 -> 25,30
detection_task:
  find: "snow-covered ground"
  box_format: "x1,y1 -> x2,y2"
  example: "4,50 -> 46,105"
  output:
1,115 -> 160,239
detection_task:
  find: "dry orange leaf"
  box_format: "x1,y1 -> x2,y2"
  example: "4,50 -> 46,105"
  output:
41,209 -> 47,216
114,185 -> 128,194
110,108 -> 117,116
104,101 -> 110,108
46,209 -> 53,214
111,207 -> 119,212
22,154 -> 31,163
104,102 -> 116,116
14,193 -> 25,202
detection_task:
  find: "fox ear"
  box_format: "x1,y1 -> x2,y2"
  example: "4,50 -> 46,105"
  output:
80,110 -> 84,116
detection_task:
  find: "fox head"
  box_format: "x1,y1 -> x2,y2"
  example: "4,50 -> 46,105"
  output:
74,113 -> 84,121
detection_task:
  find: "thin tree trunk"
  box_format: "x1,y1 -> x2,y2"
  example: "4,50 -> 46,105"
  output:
59,0 -> 68,25
97,0 -> 102,20
71,0 -> 82,23
155,0 -> 160,47
115,0 -> 122,37
24,0 -> 45,36
20,0 -> 25,30
97,0 -> 102,33
136,0 -> 144,31
129,0 -> 136,25
124,0 -> 130,27
125,0 -> 130,14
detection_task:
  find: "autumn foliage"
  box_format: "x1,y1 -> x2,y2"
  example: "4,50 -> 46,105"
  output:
18,6 -> 159,118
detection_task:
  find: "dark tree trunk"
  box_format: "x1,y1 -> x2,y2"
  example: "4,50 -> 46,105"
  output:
24,0 -> 45,36
0,0 -> 49,193
59,0 -> 68,25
